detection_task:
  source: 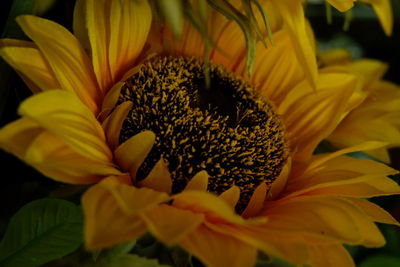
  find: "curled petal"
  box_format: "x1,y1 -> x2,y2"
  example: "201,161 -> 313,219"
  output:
219,185 -> 240,208
102,101 -> 132,150
138,158 -> 172,194
242,182 -> 267,218
114,130 -> 155,180
185,170 -> 209,191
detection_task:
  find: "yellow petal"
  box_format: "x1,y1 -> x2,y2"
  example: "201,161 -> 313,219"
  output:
98,176 -> 170,215
173,190 -> 244,224
209,19 -> 247,72
206,222 -> 310,266
72,0 -> 90,50
114,130 -> 155,180
102,101 -> 132,150
263,196 -> 380,245
140,204 -> 204,245
184,170 -> 209,191
243,30 -> 305,104
180,225 -> 257,267
362,0 -> 393,35
273,0 -> 318,88
219,186 -> 240,208
309,243 -> 355,267
16,15 -> 101,114
0,45 -> 60,92
327,0 -> 356,12
349,198 -> 400,226
18,90 -> 112,163
285,145 -> 397,198
82,178 -> 149,250
100,81 -> 125,120
138,158 -> 172,194
308,141 -> 388,168
0,118 -> 42,159
242,182 -> 267,218
268,157 -> 292,200
25,131 -> 121,184
318,49 -> 352,66
108,0 -> 152,82
278,73 -> 356,160
85,0 -> 113,91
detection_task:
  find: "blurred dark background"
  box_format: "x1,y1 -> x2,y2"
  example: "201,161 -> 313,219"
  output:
0,1 -> 399,266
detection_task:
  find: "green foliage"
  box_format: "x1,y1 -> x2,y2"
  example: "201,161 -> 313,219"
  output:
358,255 -> 400,267
150,0 -> 272,75
0,198 -> 83,267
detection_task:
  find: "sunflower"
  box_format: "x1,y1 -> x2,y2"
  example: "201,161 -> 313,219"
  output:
319,49 -> 400,163
0,0 -> 399,267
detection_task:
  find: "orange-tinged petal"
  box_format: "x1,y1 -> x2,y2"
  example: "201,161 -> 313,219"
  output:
309,243 -> 355,267
278,73 -> 356,160
18,90 -> 112,163
102,101 -> 132,150
184,170 -> 209,191
210,19 -> 247,72
140,204 -> 204,245
242,182 -> 267,218
180,225 -> 257,267
242,30 -> 305,104
349,198 -> 400,226
173,190 -> 244,224
272,0 -> 318,88
82,177 -> 149,250
108,0 -> 152,82
219,186 -> 240,208
114,130 -> 155,180
0,45 -> 60,92
138,158 -> 172,194
16,15 -> 101,114
362,0 -> 393,35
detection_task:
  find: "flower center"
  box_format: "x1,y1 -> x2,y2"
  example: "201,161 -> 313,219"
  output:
117,56 -> 288,212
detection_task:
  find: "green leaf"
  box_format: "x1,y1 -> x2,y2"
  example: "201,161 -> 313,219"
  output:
0,198 -> 83,267
158,0 -> 184,38
97,254 -> 171,267
358,254 -> 400,267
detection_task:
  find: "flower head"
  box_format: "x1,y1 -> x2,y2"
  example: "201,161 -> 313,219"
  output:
0,1 -> 399,266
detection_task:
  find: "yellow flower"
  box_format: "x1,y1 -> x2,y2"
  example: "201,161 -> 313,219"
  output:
319,0 -> 393,35
320,49 -> 400,163
0,1 -> 399,267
